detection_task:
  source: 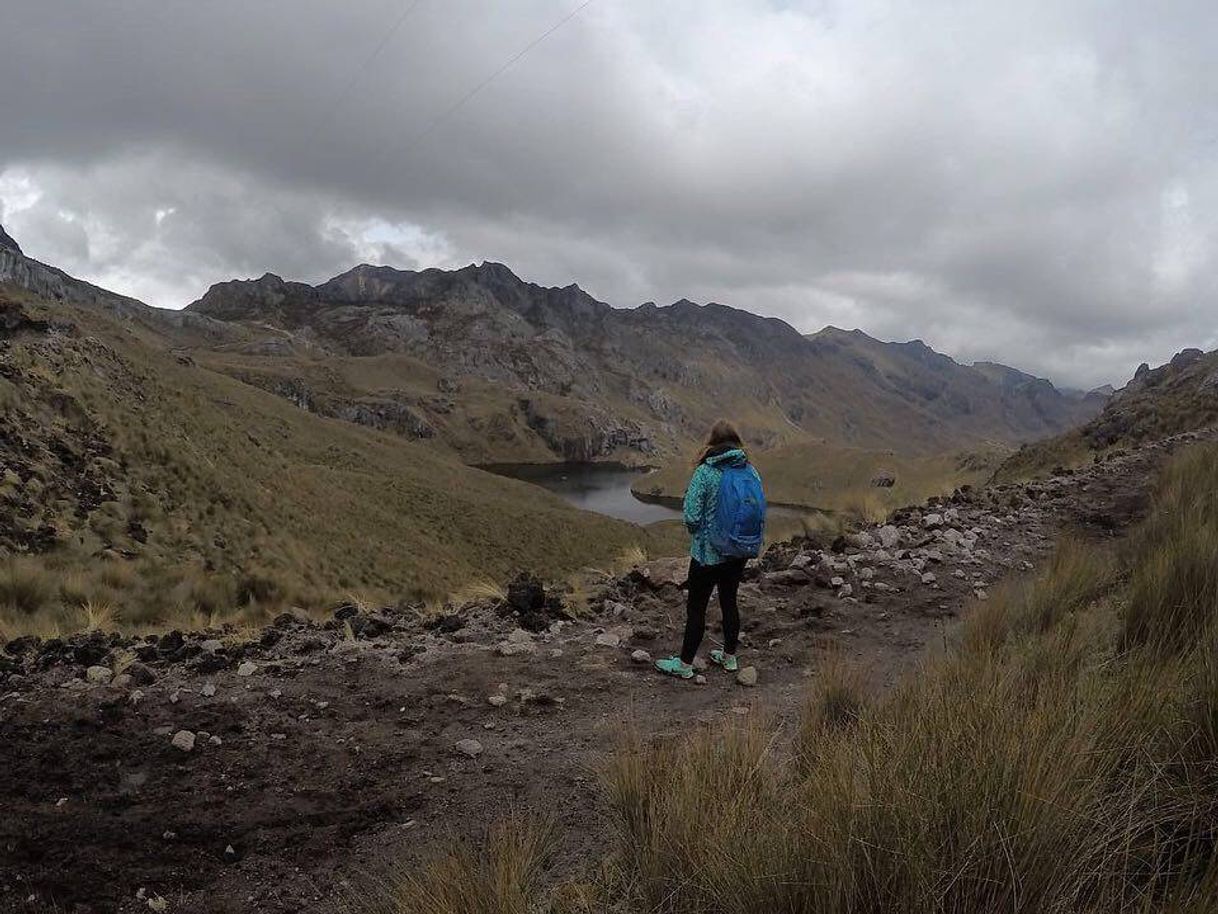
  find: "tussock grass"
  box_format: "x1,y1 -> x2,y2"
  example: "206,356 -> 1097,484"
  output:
351,817 -> 557,914
598,445 -> 1218,913
0,558 -> 54,615
1,292 -> 683,639
1122,445 -> 1218,657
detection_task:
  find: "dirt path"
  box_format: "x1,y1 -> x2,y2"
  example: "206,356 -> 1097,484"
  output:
0,434 -> 1200,914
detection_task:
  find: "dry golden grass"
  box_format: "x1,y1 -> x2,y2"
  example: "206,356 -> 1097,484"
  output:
348,817 -> 557,914
638,440 -> 1002,523
0,294 -> 687,639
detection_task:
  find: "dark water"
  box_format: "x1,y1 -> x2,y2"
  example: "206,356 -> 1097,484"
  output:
480,462 -> 681,525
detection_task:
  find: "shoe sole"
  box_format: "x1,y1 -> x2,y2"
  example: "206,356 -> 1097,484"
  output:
655,664 -> 694,680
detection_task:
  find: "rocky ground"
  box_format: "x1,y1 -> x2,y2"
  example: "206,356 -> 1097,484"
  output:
0,432 -> 1204,914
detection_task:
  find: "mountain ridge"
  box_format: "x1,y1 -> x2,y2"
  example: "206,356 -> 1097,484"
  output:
185,257 -> 1106,461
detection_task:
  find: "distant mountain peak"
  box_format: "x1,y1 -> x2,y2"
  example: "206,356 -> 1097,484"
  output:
0,223 -> 22,255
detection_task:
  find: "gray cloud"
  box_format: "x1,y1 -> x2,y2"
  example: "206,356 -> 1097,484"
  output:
1,0 -> 1215,388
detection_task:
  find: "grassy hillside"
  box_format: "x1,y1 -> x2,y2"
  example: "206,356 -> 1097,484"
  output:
0,288 -> 684,637
995,348 -> 1218,483
635,441 -> 1004,521
371,443 -> 1218,913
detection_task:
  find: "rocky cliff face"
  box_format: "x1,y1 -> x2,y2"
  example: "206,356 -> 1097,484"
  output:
1081,347 -> 1218,448
0,223 -> 22,254
187,263 -> 1105,459
0,222 -> 1106,463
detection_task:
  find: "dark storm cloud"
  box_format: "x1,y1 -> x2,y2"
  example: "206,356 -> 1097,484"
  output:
1,0 -> 1215,387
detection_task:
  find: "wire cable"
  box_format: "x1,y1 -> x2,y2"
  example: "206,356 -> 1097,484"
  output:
412,0 -> 597,145
320,0 -> 425,130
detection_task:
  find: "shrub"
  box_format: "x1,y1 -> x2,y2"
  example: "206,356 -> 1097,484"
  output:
349,817 -> 556,914
0,558 -> 54,615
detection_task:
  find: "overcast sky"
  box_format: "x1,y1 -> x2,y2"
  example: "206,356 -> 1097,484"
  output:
1,1 -> 1215,388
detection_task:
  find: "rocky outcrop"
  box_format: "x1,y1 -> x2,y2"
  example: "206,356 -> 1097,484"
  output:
517,397 -> 655,461
232,371 -> 436,440
0,223 -> 21,254
187,263 -> 1106,459
1082,348 -> 1218,448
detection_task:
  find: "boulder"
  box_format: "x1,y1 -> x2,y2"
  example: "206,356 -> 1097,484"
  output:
455,739 -> 483,758
127,662 -> 157,685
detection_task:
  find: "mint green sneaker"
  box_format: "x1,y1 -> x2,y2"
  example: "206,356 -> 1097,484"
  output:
710,649 -> 739,673
655,656 -> 694,679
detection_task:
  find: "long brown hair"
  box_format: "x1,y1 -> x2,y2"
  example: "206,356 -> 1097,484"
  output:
694,419 -> 744,466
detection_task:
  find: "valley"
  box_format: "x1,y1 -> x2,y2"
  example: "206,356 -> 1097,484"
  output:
3,222 -> 1218,913
1,426 -> 1205,912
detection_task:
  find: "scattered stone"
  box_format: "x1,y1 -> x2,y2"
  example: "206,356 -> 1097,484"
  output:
923,513 -> 944,529
487,694 -> 508,707
974,589 -> 989,601
111,673 -> 133,689
127,662 -> 157,685
85,666 -> 112,685
736,666 -> 759,687
209,735 -> 223,746
200,639 -> 223,654
171,730 -> 196,752
507,628 -> 534,644
235,661 -> 257,677
630,648 -> 652,663
837,584 -> 854,599
921,572 -> 938,585
594,632 -> 621,648
694,674 -> 707,685
201,683 -> 217,697
455,738 -> 483,758
496,642 -> 535,657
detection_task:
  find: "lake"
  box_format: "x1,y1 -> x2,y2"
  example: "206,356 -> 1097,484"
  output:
480,462 -> 681,525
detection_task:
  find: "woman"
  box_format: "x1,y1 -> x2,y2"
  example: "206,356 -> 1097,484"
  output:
656,420 -> 764,680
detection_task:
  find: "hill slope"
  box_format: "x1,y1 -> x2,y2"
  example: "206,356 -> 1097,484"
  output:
995,347 -> 1218,481
184,262 -> 1105,461
0,284 -> 680,633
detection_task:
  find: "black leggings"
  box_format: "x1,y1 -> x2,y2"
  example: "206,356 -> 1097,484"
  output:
681,557 -> 746,663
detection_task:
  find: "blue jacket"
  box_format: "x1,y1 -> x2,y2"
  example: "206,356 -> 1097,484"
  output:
683,448 -> 760,565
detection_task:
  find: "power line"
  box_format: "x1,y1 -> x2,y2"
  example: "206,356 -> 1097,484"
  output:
412,0 -> 598,145
322,0 -> 425,129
